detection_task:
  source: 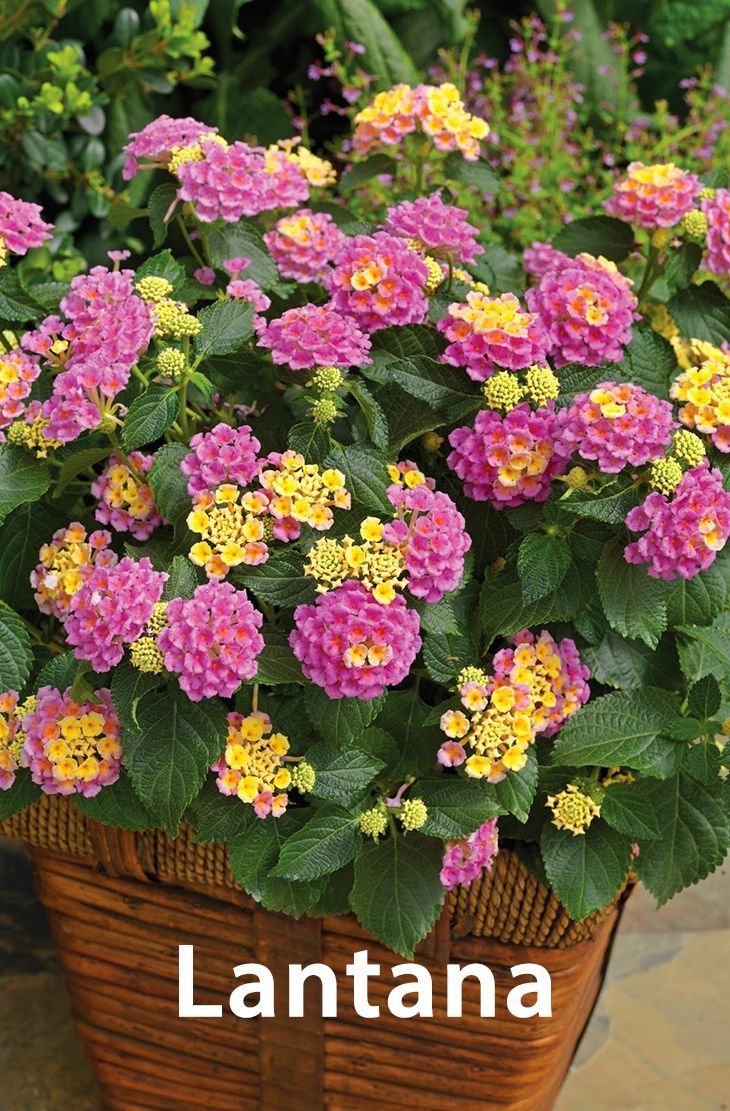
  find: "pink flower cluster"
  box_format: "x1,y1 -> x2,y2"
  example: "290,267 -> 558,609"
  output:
562,382 -> 675,472
384,480 -> 471,603
0,348 -> 40,429
256,303 -> 372,370
448,403 -> 571,507
493,630 -> 591,738
522,241 -> 568,280
0,191 -> 53,257
440,818 -> 499,891
264,209 -> 345,284
702,188 -> 730,276
327,232 -> 429,333
526,254 -> 638,367
31,522 -> 116,620
290,581 -> 422,699
438,291 -> 548,382
176,140 -> 309,222
624,462 -> 730,580
64,557 -> 168,671
121,114 -> 219,179
158,581 -> 265,700
384,192 -> 483,265
22,686 -> 122,797
91,451 -> 165,541
181,422 -> 263,496
605,161 -> 700,229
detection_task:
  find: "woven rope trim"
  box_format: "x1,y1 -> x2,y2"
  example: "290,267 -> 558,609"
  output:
2,794 -> 617,948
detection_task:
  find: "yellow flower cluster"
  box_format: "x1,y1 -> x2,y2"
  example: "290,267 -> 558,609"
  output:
258,451 -> 350,529
168,133 -> 227,174
0,693 -> 34,786
214,711 -> 309,818
46,709 -> 121,789
670,345 -> 730,451
32,523 -> 112,618
268,140 -> 336,187
7,413 -> 61,457
151,299 -> 202,338
546,784 -> 601,836
304,517 -> 406,605
353,82 -> 489,162
129,603 -> 169,674
188,484 -> 270,578
440,685 -> 534,782
135,276 -> 174,303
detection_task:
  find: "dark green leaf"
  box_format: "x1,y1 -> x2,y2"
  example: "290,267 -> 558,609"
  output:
664,242 -> 702,295
149,443 -> 191,528
307,741 -> 384,803
0,445 -> 50,522
550,688 -> 681,774
135,249 -> 184,289
235,551 -> 315,608
584,632 -> 679,691
110,658 -> 162,733
348,379 -> 389,450
148,183 -> 177,248
271,804 -> 362,881
688,676 -> 722,721
668,282 -> 730,346
0,270 -> 45,321
122,385 -> 179,451
340,153 -> 397,190
207,220 -> 280,290
73,770 -> 155,830
492,746 -> 539,823
554,216 -> 635,262
0,502 -> 65,609
189,779 -> 257,843
376,688 -> 442,778
286,422 -> 331,464
598,538 -> 668,648
250,627 -> 303,685
0,603 -> 32,691
676,616 -> 730,683
541,820 -> 631,920
0,770 -> 40,822
601,783 -> 661,840
443,152 -> 499,193
228,810 -> 324,917
517,533 -> 572,604
193,300 -> 255,359
419,776 -> 505,839
305,686 -> 385,746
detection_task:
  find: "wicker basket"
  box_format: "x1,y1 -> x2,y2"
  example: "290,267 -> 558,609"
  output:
3,795 -> 630,1111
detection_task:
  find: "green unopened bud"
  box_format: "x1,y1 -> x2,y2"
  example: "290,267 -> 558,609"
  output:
311,398 -> 338,424
648,456 -> 683,495
398,797 -> 428,831
672,429 -> 705,468
135,276 -> 174,303
482,370 -> 524,413
566,466 -> 589,490
699,187 -> 716,201
421,430 -> 444,453
309,365 -> 344,392
359,805 -> 388,840
289,760 -> 316,793
156,348 -> 186,379
680,210 -> 708,240
457,666 -> 490,688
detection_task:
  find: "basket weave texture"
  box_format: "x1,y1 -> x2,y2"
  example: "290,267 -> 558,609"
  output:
2,795 -> 628,1111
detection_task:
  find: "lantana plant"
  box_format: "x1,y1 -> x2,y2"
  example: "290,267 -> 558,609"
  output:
0,85 -> 729,958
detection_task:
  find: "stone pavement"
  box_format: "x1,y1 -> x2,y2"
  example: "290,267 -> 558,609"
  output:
1,836 -> 727,1110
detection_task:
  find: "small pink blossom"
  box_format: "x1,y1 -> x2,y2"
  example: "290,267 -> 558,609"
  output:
702,188 -> 730,275
121,114 -> 219,179
0,191 -> 53,256
562,381 -> 675,472
440,818 -> 499,890
327,232 -> 429,332
384,192 -> 483,264
256,302 -> 372,371
264,209 -> 345,284
438,291 -> 548,382
181,423 -> 263,496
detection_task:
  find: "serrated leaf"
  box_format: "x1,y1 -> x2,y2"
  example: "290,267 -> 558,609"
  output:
350,834 -> 445,957
122,385 -> 179,451
148,183 -> 177,248
0,270 -> 45,321
470,244 -> 522,295
665,552 -> 729,627
110,658 -> 161,733
664,242 -> 702,296
614,328 -> 677,400
340,153 -> 397,190
685,742 -> 723,785
0,770 -> 40,822
271,804 -> 362,881
0,445 -> 50,522
228,810 -> 324,917
598,538 -> 667,648
376,688 -> 442,778
480,559 -> 591,647
323,442 -> 393,517
676,616 -> 730,683
287,422 -> 331,464
0,502 -> 65,609
348,379 -> 389,450
443,152 -> 499,193
34,651 -> 80,692
0,603 -> 32,691
163,555 -> 198,600
249,626 -> 303,685
635,772 -> 730,904
122,688 -> 228,835
422,628 -> 475,685
207,220 -> 280,290
363,353 -> 481,421
149,443 -> 190,528
193,300 -> 254,359
188,779 -> 256,843
73,770 -> 155,830
668,281 -> 730,346
688,675 -> 722,721
584,631 -> 679,691
135,250 -> 184,289
601,784 -> 661,840
305,686 -> 385,746
307,741 -> 384,803
321,0 -> 419,89
554,215 -> 635,262
54,446 -> 110,496
541,820 -> 631,920
493,746 -> 539,822
517,533 -> 572,603
235,551 -> 315,608
561,483 -> 641,525
550,688 -> 681,774
419,776 -> 505,839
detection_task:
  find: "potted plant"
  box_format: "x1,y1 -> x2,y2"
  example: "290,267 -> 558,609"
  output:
1,79 -> 728,1110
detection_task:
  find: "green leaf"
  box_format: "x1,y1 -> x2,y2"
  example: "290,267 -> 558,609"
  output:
419,776 -> 505,839
688,676 -> 722,721
376,688 -> 442,778
480,559 -> 591,647
271,804 -> 362,881
228,811 -> 324,917
554,216 -> 635,262
541,820 -> 631,920
0,770 -> 40,822
148,183 -> 177,248
340,153 -> 397,191
348,379 -> 389,450
584,631 -> 679,691
122,688 -> 228,835
122,385 -> 179,451
560,483 -> 640,525
305,686 -> 385,746
598,538 -> 667,648
668,281 -> 730,346
635,772 -> 730,905
110,658 -> 161,733
149,443 -> 190,528
0,270 -> 45,321
665,552 -> 729,627
235,551 -> 315,608
323,442 -> 392,516
135,249 -> 184,289
34,651 -> 80,693
308,741 -> 384,804
601,783 -> 661,840
685,742 -> 723,785
73,770 -> 155,830
517,533 -> 572,604
0,445 -> 50,522
0,502 -> 63,609
189,779 -> 257,843
54,446 -> 111,496
470,244 -> 523,295
250,627 -> 303,685
363,352 -> 481,422
207,220 -> 280,290
307,865 -> 355,917
350,834 -> 445,957
550,688 -> 681,775
443,152 -> 499,194
614,328 -> 679,401
492,747 -> 539,822
676,616 -> 730,683
162,555 -> 198,600
193,300 -> 255,359
664,242 -> 703,296
318,0 -> 420,88
0,603 -> 32,691
286,422 -> 331,464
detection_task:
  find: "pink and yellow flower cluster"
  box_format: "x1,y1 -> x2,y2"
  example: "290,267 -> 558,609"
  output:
353,82 -> 489,162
